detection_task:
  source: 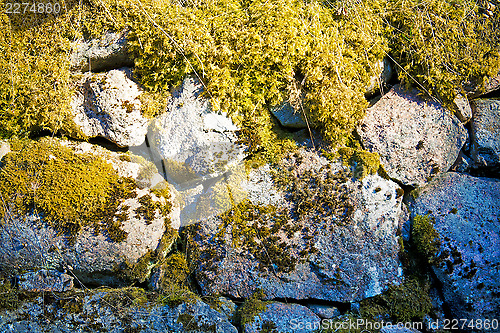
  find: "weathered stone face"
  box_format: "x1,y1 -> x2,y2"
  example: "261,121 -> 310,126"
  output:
410,172 -> 500,320
471,99 -> 500,169
358,85 -> 468,187
71,68 -> 149,147
188,150 -> 405,302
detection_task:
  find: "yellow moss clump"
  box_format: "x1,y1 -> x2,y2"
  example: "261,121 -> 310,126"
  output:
387,0 -> 500,105
0,138 -> 136,242
412,214 -> 441,263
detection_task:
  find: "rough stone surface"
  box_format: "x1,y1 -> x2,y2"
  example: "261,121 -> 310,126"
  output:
244,302 -> 321,333
453,94 -> 472,123
470,99 -> 500,169
0,140 -> 10,160
17,270 -> 73,293
465,69 -> 500,98
190,150 -> 404,302
271,102 -> 307,129
365,57 -> 394,96
70,30 -> 133,72
0,140 -> 176,286
0,291 -> 237,333
306,304 -> 340,319
358,85 -> 468,186
410,172 -> 500,320
71,68 -> 149,147
150,76 -> 245,184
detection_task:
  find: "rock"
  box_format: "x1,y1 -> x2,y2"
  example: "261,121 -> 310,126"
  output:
306,304 -> 340,319
70,30 -> 133,72
0,139 -> 176,286
470,99 -> 500,169
17,270 -> 73,292
464,69 -> 500,98
453,94 -> 472,123
0,140 -> 10,160
71,68 -> 149,147
365,57 -> 394,96
358,85 -> 468,186
410,172 -> 500,320
0,288 -> 237,332
243,302 -> 321,333
150,76 -> 245,183
450,151 -> 472,173
215,297 -> 237,321
271,102 -> 307,129
189,150 -> 404,302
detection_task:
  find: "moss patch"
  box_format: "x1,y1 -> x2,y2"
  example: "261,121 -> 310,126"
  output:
412,214 -> 441,263
0,138 -> 136,242
237,290 -> 270,327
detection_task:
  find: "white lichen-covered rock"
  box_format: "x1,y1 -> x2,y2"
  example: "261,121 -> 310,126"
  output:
189,150 -> 404,302
71,68 -> 149,147
410,172 -> 500,320
244,302 -> 321,333
70,30 -> 133,72
358,85 -> 468,186
470,99 -> 500,169
150,76 -> 245,183
453,94 -> 472,123
17,270 -> 73,293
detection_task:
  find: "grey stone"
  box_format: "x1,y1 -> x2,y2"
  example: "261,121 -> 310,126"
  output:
358,85 -> 468,186
365,57 -> 394,96
410,172 -> 500,320
464,69 -> 500,98
18,270 -> 73,293
150,76 -> 245,184
70,30 -> 133,72
271,102 -> 307,129
471,99 -> 500,168
243,302 -> 321,333
71,68 -> 149,147
453,94 -> 472,123
306,304 -> 340,319
190,150 -> 404,302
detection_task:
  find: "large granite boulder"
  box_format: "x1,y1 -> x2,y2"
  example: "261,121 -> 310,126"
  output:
71,68 -> 149,147
149,76 -> 245,184
410,172 -> 500,320
70,30 -> 133,72
358,85 -> 468,186
0,139 -> 176,286
188,150 -> 405,302
471,99 -> 500,169
243,302 -> 321,333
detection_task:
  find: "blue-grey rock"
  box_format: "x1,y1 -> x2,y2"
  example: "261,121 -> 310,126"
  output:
243,302 -> 321,333
471,99 -> 500,168
271,102 -> 307,129
410,172 -> 500,320
18,270 -> 73,293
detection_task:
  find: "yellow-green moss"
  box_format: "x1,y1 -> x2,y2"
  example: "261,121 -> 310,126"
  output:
387,0 -> 500,105
237,290 -> 270,327
360,278 -> 433,323
335,147 -> 383,180
412,214 -> 441,263
0,280 -> 18,310
0,138 -> 136,242
156,253 -> 190,291
157,285 -> 199,308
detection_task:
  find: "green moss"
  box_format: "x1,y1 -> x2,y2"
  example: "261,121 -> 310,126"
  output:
156,253 -> 189,292
237,290 -> 270,327
412,214 -> 441,263
387,0 -> 500,105
0,138 -> 136,242
360,278 -> 433,323
336,147 -> 382,180
100,287 -> 152,309
157,285 -> 199,308
0,280 -> 18,310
